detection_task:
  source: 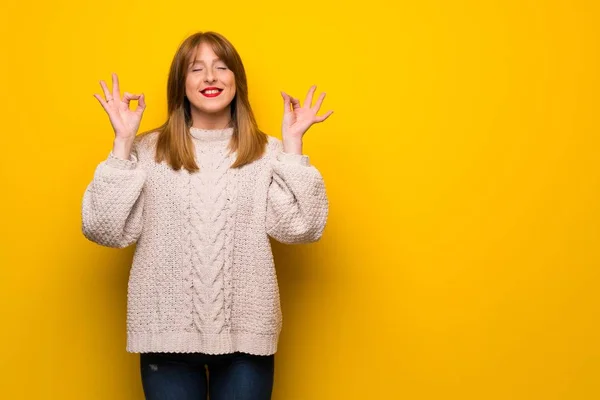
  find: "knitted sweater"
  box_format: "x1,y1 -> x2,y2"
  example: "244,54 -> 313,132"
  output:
81,127 -> 328,355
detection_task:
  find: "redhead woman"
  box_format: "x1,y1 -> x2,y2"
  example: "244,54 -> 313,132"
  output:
82,31 -> 331,400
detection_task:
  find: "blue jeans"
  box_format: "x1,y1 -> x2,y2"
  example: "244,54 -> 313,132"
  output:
140,352 -> 275,400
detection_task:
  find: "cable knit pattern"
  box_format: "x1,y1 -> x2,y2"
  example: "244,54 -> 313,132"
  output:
81,127 -> 328,355
183,128 -> 238,336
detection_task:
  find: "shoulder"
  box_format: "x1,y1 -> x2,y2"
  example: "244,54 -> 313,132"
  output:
264,134 -> 312,168
132,131 -> 160,157
134,130 -> 160,148
265,135 -> 283,156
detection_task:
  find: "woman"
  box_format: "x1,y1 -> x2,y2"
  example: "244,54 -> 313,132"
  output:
82,31 -> 331,399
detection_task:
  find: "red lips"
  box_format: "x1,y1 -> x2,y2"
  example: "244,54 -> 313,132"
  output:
201,87 -> 223,98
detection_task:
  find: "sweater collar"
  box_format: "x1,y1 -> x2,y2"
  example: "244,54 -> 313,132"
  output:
189,126 -> 234,142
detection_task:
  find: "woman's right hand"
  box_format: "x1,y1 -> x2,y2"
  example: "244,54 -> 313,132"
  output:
93,73 -> 146,143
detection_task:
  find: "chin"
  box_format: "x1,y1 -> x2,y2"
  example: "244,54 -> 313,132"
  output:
190,101 -> 227,114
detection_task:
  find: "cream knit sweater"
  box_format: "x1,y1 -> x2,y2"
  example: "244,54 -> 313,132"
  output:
81,127 -> 328,355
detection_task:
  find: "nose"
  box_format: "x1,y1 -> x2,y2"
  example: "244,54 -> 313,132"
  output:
204,69 -> 216,83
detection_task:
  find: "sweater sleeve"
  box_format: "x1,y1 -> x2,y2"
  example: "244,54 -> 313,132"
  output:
81,142 -> 147,248
266,140 -> 329,244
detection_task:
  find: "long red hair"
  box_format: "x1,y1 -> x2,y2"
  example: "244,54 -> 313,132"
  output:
141,31 -> 267,172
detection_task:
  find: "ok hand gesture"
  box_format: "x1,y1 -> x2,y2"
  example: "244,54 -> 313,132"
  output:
280,85 -> 333,143
93,73 -> 146,142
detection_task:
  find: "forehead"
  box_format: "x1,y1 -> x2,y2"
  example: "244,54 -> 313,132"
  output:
191,42 -> 220,61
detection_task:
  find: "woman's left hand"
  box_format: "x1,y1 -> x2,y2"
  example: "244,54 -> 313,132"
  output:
281,85 -> 333,147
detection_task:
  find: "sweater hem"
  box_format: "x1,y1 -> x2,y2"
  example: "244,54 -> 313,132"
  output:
126,331 -> 279,356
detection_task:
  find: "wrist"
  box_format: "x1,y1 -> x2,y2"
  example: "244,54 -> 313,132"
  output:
112,137 -> 135,160
114,135 -> 135,144
282,138 -> 303,155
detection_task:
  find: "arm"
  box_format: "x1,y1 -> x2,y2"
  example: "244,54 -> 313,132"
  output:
267,85 -> 333,244
266,140 -> 329,244
83,73 -> 147,248
81,141 -> 146,248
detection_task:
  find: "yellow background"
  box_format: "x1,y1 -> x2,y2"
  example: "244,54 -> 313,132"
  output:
1,0 -> 599,398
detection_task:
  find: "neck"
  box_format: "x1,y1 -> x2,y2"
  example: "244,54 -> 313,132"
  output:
190,106 -> 232,130
189,126 -> 234,141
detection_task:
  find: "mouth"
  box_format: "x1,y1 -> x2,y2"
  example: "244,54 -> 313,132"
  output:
200,87 -> 224,98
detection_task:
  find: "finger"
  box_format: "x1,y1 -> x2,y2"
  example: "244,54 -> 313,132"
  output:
136,93 -> 146,112
290,96 -> 301,110
112,72 -> 121,100
123,92 -> 145,114
281,91 -> 291,113
99,80 -> 112,101
93,93 -> 109,113
123,92 -> 141,105
312,92 -> 326,112
315,110 -> 334,123
303,85 -> 317,108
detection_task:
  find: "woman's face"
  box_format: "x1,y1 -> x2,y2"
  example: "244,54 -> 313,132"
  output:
185,42 -> 236,117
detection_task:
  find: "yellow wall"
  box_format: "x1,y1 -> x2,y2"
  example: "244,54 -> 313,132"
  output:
1,0 -> 598,398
